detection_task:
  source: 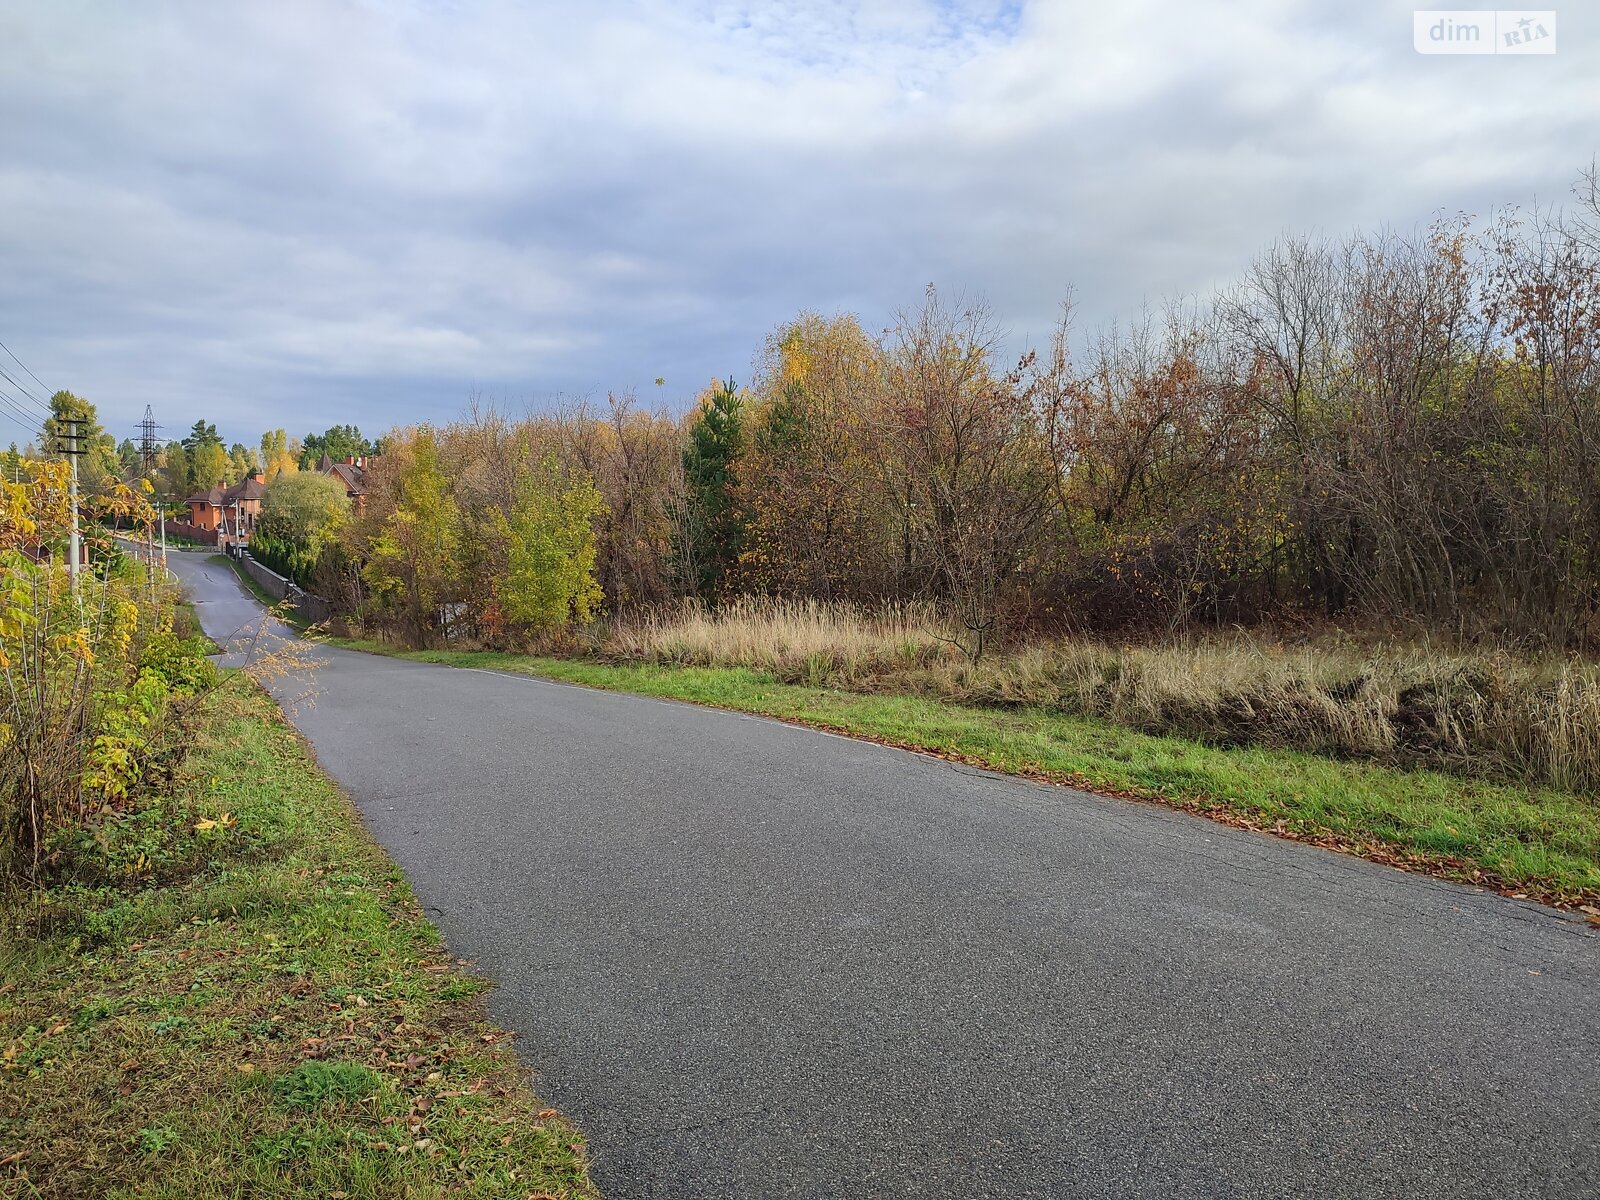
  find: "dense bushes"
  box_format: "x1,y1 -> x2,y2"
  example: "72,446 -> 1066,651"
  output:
0,465 -> 218,885
249,528 -> 319,589
347,424 -> 606,647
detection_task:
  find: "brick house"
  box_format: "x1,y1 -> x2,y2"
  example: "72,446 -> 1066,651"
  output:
317,453 -> 370,514
185,469 -> 267,539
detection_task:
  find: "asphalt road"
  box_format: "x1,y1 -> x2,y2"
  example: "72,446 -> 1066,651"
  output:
169,550 -> 1600,1199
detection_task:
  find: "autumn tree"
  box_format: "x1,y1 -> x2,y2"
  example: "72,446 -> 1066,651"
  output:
738,314 -> 887,599
497,453 -> 605,633
252,470 -> 350,588
260,471 -> 348,548
343,411 -> 611,647
556,392 -> 679,612
228,443 -> 258,483
160,443 -> 189,502
43,390 -> 118,491
1474,205 -> 1600,640
360,428 -> 459,645
1038,306 -> 1268,631
874,288 -> 1057,657
259,429 -> 298,481
323,165 -> 1600,649
188,442 -> 229,493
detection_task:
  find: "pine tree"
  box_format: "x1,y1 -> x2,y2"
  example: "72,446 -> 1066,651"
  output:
181,420 -> 221,452
300,424 -> 373,469
674,377 -> 745,599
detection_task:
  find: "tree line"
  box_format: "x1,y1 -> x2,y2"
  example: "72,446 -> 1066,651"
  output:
151,421 -> 379,502
18,396 -> 380,516
32,175 -> 1600,652
306,185 -> 1598,652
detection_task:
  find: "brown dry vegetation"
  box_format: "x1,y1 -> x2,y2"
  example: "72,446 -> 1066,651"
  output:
599,599 -> 1600,794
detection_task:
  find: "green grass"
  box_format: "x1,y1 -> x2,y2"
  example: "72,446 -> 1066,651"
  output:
330,639 -> 1600,908
0,684 -> 593,1199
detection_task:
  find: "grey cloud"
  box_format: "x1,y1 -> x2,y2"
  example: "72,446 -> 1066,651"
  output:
0,0 -> 1594,446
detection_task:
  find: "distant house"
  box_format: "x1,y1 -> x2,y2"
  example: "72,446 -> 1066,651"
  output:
317,453 -> 370,514
185,469 -> 267,540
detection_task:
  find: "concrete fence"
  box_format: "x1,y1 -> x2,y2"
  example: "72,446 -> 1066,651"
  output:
237,551 -> 333,624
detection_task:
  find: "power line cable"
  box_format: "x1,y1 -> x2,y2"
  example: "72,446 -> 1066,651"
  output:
0,365 -> 51,417
0,375 -> 44,420
0,338 -> 55,400
0,398 -> 40,441
0,376 -> 48,428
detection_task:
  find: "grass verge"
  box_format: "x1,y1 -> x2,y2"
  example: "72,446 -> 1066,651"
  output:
330,639 -> 1600,911
0,684 -> 593,1199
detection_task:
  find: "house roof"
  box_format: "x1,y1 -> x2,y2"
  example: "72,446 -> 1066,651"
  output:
222,474 -> 267,502
326,461 -> 367,495
186,472 -> 266,507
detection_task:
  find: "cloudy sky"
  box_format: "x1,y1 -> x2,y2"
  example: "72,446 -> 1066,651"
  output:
1,1 -> 1595,447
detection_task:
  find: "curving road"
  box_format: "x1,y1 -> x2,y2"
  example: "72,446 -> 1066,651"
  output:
169,549 -> 1599,1199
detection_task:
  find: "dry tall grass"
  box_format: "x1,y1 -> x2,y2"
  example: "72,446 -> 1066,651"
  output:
603,599 -> 1600,793
606,598 -> 948,677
